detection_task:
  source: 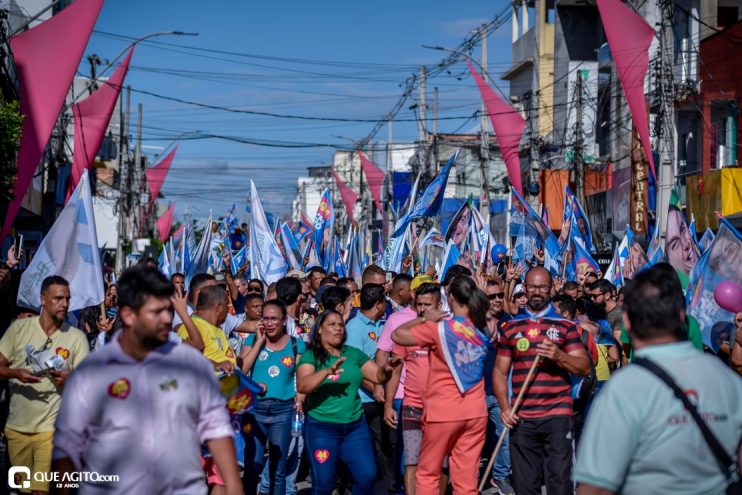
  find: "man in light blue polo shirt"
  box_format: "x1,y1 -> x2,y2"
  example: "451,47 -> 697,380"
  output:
576,263 -> 742,495
345,283 -> 395,493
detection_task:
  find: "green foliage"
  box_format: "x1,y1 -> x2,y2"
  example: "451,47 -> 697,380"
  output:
0,101 -> 23,203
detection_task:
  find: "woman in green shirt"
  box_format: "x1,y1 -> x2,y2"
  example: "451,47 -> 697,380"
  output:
297,309 -> 399,495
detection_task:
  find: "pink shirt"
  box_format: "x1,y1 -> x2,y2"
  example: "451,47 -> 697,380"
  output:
53,336 -> 232,494
378,307 -> 418,400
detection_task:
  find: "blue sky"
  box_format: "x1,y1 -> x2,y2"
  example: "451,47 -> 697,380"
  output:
83,0 -> 513,223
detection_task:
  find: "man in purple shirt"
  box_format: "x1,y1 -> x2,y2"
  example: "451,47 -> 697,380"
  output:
52,266 -> 242,495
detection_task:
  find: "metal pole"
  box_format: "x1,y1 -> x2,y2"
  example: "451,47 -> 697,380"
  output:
656,0 -> 676,245
418,66 -> 427,143
480,24 -> 491,217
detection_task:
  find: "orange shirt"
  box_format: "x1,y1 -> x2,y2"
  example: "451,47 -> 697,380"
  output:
411,321 -> 487,422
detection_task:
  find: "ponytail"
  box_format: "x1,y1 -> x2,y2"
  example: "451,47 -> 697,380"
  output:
448,275 -> 490,331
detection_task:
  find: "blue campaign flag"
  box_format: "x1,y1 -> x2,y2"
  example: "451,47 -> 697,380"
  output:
438,317 -> 488,393
312,189 -> 334,267
510,187 -> 561,259
699,228 -> 715,252
571,237 -> 600,278
438,239 -> 461,282
604,242 -> 624,288
392,150 -> 459,237
687,218 -> 742,347
563,186 -> 595,253
231,245 -> 247,275
332,238 -> 347,277
280,222 -> 303,271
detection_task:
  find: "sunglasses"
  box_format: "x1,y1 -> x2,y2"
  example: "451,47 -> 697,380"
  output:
488,293 -> 505,300
248,286 -> 262,292
589,292 -> 607,300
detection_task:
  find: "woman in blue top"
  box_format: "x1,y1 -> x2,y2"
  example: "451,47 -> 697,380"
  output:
297,309 -> 400,495
241,299 -> 305,495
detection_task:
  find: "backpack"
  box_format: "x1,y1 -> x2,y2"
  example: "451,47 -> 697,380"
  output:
574,328 -> 598,401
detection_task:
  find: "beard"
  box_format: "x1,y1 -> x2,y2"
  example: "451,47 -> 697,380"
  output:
528,295 -> 549,312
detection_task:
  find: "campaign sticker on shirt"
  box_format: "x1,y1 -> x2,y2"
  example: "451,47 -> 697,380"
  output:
368,331 -> 378,341
225,347 -> 236,359
159,378 -> 178,391
108,378 -> 131,400
516,338 -> 530,352
327,373 -> 340,382
259,350 -> 269,361
314,449 -> 330,463
268,365 -> 280,378
281,356 -> 294,367
527,329 -> 539,339
55,347 -> 70,360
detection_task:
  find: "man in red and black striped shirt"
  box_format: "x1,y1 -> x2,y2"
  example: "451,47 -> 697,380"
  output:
494,267 -> 590,495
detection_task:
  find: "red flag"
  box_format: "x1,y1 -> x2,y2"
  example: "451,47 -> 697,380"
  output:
332,170 -> 359,223
597,0 -> 655,177
157,204 -> 176,241
1,0 -> 104,243
145,145 -> 178,212
467,61 -> 525,196
68,47 -> 134,199
358,151 -> 385,213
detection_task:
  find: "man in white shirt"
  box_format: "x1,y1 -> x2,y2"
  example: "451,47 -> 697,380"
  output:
52,266 -> 242,495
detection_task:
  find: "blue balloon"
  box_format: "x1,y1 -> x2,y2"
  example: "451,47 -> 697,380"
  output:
491,244 -> 507,261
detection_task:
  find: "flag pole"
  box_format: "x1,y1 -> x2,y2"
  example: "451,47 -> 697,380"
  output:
478,356 -> 541,493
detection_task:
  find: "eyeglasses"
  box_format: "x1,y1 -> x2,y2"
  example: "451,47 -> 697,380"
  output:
525,285 -> 550,293
589,292 -> 607,300
488,292 -> 505,300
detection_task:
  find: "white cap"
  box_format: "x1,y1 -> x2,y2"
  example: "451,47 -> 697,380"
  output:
514,283 -> 525,295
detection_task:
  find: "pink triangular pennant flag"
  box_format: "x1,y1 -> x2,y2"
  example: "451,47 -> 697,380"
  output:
145,145 -> 178,211
68,47 -> 134,199
332,170 -> 359,223
1,0 -> 104,243
157,204 -> 176,241
597,0 -> 655,177
467,61 -> 525,196
358,151 -> 385,213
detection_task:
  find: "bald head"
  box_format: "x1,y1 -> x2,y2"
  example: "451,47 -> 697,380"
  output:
524,266 -> 552,312
525,266 -> 552,286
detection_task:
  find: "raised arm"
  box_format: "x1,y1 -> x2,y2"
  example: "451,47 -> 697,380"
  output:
296,358 -> 346,395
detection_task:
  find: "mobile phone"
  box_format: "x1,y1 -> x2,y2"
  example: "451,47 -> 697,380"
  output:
385,272 -> 392,284
13,234 -> 22,258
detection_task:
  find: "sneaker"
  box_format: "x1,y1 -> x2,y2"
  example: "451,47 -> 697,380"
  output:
492,478 -> 515,495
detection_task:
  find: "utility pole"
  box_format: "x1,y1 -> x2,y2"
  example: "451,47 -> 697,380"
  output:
433,87 -> 439,136
479,23 -> 491,218
418,66 -> 427,144
115,86 -> 131,272
656,0 -> 676,244
386,113 -> 393,242
87,54 -> 101,94
134,102 -> 143,238
573,70 -> 585,206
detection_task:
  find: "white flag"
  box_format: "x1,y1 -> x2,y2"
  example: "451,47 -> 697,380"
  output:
249,181 -> 286,284
186,212 -> 213,287
18,171 -> 104,311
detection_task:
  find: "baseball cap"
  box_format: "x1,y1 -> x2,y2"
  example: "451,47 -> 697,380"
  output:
411,274 -> 434,291
514,283 -> 525,296
287,269 -> 310,279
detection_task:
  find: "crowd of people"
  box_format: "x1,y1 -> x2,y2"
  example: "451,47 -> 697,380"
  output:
0,243 -> 741,495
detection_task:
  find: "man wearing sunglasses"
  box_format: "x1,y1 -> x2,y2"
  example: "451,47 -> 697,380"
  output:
587,280 -> 622,345
483,278 -> 514,495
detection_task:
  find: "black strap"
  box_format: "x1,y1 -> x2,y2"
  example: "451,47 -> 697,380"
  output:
633,357 -> 736,479
291,336 -> 298,357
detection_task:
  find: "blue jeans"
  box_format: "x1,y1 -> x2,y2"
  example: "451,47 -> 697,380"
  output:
486,395 -> 511,480
305,416 -> 376,495
245,398 -> 295,495
260,435 -> 302,495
